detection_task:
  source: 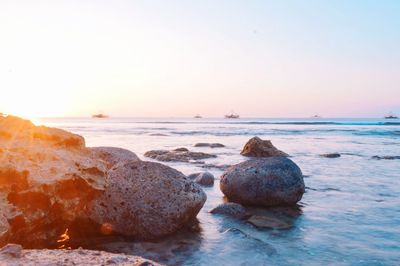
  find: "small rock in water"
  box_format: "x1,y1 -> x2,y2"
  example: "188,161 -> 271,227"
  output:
194,143 -> 225,148
241,136 -> 288,157
188,172 -> 215,186
210,202 -> 247,219
247,215 -> 293,230
372,155 -> 400,160
220,157 -> 305,206
144,149 -> 216,162
320,153 -> 341,158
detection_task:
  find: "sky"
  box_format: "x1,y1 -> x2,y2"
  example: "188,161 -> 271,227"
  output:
0,0 -> 399,118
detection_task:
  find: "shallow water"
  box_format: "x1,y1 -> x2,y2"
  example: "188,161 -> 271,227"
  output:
38,117 -> 400,265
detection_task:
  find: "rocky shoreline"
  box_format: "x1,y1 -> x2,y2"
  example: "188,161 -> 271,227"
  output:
0,115 -> 305,265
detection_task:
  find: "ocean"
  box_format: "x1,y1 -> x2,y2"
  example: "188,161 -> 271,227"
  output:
37,117 -> 400,265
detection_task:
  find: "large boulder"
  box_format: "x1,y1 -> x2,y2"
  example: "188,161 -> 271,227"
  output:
0,244 -> 162,266
88,161 -> 206,240
220,157 -> 305,206
0,115 -> 204,247
240,137 -> 288,157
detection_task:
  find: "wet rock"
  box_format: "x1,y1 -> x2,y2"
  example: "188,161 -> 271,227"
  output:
0,244 -> 162,266
144,149 -> 216,162
320,153 -> 341,158
201,163 -> 231,171
372,155 -> 400,160
247,215 -> 293,230
90,146 -> 140,167
149,133 -> 169,137
220,157 -> 305,206
88,161 -> 207,240
241,136 -> 288,157
209,203 -> 247,219
188,172 -> 214,187
194,143 -> 225,148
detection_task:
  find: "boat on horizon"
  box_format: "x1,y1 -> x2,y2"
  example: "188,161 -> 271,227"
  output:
92,113 -> 109,118
225,112 -> 240,119
384,113 -> 398,119
312,114 -> 322,118
194,114 -> 202,118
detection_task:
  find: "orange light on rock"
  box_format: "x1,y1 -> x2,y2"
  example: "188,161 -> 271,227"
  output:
100,223 -> 113,235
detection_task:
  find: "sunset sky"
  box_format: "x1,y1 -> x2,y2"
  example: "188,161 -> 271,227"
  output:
1,0 -> 399,118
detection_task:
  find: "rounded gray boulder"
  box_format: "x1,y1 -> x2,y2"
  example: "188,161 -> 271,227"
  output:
88,161 -> 207,240
220,157 -> 305,206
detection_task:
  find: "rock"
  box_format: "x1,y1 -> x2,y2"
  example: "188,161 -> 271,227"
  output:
0,244 -> 22,258
220,157 -> 305,206
88,161 -> 206,239
0,116 -> 205,247
209,203 -> 247,219
194,143 -> 225,148
149,133 -> 169,136
372,155 -> 400,160
144,149 -> 216,162
0,116 -> 107,247
188,172 -> 214,187
201,163 -> 231,171
247,215 -> 293,230
240,136 -> 288,157
0,211 -> 10,246
173,147 -> 189,152
90,146 -> 140,167
320,153 -> 341,158
0,244 -> 162,266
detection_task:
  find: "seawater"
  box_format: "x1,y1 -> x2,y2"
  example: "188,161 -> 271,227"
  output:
38,117 -> 400,266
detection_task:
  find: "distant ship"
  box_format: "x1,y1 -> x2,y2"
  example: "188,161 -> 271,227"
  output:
194,114 -> 202,118
225,112 -> 240,119
384,113 -> 398,119
312,114 -> 322,118
92,113 -> 109,118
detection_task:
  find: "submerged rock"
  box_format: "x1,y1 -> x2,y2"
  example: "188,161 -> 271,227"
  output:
372,155 -> 400,160
220,157 -> 305,206
194,143 -> 225,148
188,172 -> 214,187
240,136 -> 288,157
0,244 -> 162,266
88,161 -> 207,239
209,203 -> 247,219
247,215 -> 293,230
144,149 -> 216,162
320,153 -> 341,158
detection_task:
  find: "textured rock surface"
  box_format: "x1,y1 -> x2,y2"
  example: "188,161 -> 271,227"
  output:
188,172 -> 214,187
0,116 -> 107,247
320,153 -> 341,158
144,149 -> 216,162
0,115 -> 204,247
90,146 -> 140,167
240,136 -> 288,157
0,244 -> 162,266
88,161 -> 207,239
194,143 -> 225,148
209,202 -> 247,219
220,157 -> 305,206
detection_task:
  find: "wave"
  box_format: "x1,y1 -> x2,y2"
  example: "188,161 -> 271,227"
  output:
131,121 -> 400,126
